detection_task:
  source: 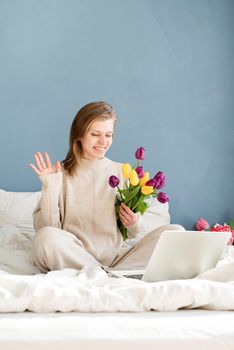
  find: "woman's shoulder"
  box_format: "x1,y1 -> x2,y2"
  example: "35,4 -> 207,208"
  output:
105,157 -> 123,170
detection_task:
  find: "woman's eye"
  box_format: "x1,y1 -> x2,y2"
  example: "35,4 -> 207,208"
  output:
106,134 -> 112,138
91,134 -> 99,136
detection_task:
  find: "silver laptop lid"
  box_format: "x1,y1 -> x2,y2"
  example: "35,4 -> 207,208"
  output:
142,230 -> 231,282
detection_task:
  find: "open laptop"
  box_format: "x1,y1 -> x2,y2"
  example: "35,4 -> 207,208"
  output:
107,230 -> 231,282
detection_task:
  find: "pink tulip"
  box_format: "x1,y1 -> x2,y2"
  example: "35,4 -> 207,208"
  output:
135,166 -> 144,178
135,147 -> 145,160
196,218 -> 210,231
157,192 -> 169,204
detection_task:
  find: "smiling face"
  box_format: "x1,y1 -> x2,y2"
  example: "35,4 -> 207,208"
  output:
80,118 -> 114,160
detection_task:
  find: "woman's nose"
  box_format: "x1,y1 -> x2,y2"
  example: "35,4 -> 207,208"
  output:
98,135 -> 106,144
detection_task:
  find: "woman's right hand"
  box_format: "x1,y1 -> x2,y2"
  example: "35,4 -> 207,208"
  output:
29,152 -> 61,176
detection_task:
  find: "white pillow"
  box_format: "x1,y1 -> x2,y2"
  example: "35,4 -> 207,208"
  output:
0,189 -> 41,232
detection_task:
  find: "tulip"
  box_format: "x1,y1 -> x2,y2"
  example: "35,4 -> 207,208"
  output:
141,185 -> 154,195
135,147 -> 145,160
154,171 -> 166,189
129,169 -> 139,186
109,175 -> 120,188
140,172 -> 149,186
145,178 -> 157,189
122,163 -> 132,179
157,192 -> 169,203
135,166 -> 144,179
195,218 -> 210,231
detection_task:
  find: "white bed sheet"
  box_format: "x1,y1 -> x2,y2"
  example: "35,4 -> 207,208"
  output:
0,225 -> 234,349
0,310 -> 234,350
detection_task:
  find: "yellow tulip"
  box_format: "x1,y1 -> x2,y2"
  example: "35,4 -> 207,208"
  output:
141,185 -> 154,195
122,163 -> 132,179
140,172 -> 149,186
129,169 -> 139,186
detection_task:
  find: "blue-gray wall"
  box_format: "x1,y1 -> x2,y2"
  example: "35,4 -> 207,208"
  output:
0,0 -> 233,229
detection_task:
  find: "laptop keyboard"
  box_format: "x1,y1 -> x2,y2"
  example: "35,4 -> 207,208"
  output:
123,274 -> 143,280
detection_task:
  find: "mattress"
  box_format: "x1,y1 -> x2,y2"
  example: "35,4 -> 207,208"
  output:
0,202 -> 234,349
0,310 -> 234,350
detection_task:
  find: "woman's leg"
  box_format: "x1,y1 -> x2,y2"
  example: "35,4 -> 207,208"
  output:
111,224 -> 185,268
32,226 -> 101,272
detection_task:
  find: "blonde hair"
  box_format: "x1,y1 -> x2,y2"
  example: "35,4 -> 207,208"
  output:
62,101 -> 116,175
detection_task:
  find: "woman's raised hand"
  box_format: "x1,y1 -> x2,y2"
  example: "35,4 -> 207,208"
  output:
29,152 -> 61,176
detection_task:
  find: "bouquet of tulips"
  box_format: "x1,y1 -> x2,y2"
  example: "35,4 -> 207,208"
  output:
109,147 -> 169,240
196,218 -> 234,245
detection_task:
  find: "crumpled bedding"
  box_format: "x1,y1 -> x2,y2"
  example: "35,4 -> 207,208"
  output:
0,225 -> 234,313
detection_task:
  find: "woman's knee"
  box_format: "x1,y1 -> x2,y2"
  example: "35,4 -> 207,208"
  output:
33,226 -> 59,254
165,224 -> 185,231
142,223 -> 185,242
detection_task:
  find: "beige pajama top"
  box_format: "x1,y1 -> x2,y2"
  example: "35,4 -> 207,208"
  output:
33,157 -> 170,266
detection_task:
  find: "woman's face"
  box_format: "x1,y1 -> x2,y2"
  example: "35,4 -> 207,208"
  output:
80,118 -> 114,160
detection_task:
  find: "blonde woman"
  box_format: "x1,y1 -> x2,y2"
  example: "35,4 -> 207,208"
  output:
30,101 -> 183,272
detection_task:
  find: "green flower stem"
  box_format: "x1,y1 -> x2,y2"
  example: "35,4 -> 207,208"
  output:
117,186 -> 124,202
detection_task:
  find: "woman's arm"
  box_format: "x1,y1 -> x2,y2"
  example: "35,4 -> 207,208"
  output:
33,172 -> 62,230
30,152 -> 62,231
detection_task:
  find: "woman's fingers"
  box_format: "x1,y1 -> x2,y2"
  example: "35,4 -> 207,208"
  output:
29,163 -> 41,176
119,203 -> 137,227
34,153 -> 43,172
37,152 -> 47,169
120,203 -> 134,219
121,203 -> 133,215
55,161 -> 61,172
44,152 -> 52,169
119,213 -> 128,226
119,207 -> 131,226
119,206 -> 129,219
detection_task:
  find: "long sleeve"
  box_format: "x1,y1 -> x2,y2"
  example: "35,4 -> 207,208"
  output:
126,199 -> 170,240
33,172 -> 63,231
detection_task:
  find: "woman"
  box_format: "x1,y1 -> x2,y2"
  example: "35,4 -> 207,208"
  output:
30,101 -> 183,272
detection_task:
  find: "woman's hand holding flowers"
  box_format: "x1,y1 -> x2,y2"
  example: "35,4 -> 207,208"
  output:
109,147 -> 169,240
119,203 -> 138,227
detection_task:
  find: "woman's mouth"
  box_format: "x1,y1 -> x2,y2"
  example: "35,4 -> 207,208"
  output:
94,147 -> 106,151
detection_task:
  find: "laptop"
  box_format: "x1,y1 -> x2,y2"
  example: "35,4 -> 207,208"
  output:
106,230 -> 231,282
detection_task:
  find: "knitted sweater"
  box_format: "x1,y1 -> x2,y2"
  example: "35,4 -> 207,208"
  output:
33,157 -> 170,266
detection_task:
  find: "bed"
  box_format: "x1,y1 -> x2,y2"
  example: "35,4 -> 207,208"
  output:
0,189 -> 234,349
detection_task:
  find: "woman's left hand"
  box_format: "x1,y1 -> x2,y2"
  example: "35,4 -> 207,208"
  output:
119,203 -> 138,227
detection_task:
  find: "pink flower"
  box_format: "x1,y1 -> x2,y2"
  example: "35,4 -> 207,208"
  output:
211,224 -> 233,245
230,231 -> 234,245
210,224 -> 231,232
196,218 -> 210,231
135,147 -> 145,160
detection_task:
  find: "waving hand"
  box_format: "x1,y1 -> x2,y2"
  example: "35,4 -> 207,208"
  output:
29,152 -> 61,177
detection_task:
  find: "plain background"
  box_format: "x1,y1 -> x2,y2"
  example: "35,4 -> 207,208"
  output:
0,0 -> 233,229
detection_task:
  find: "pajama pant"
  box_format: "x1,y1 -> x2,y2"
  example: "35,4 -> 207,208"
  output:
32,224 -> 185,273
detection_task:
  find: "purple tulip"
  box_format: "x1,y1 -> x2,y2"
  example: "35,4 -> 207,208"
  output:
109,175 -> 120,188
154,171 -> 166,189
135,166 -> 144,178
157,192 -> 169,204
135,147 -> 145,160
145,179 -> 157,189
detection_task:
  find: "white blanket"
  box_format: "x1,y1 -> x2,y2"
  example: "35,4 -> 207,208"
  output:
0,225 -> 234,313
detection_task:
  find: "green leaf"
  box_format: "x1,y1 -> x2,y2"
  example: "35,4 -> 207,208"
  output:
228,220 -> 234,230
124,181 -> 129,189
131,194 -> 144,211
136,202 -> 148,215
121,189 -> 129,197
117,219 -> 128,240
124,184 -> 141,203
131,195 -> 141,208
